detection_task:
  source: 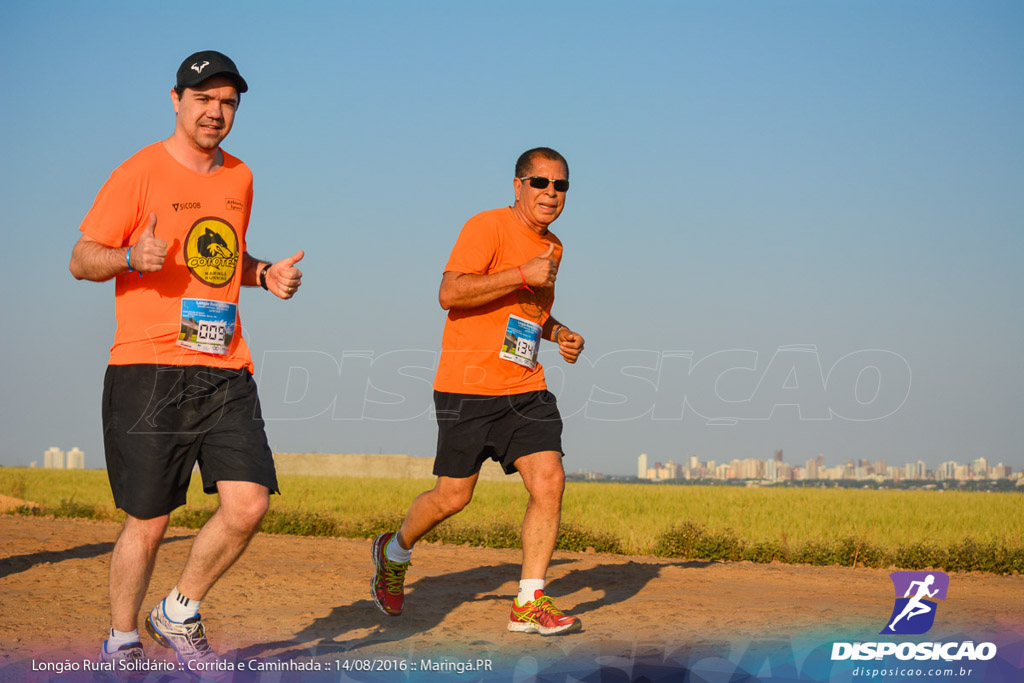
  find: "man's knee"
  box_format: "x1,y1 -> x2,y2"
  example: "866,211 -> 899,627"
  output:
526,465 -> 565,504
219,489 -> 269,532
535,475 -> 565,503
122,514 -> 170,550
432,485 -> 474,517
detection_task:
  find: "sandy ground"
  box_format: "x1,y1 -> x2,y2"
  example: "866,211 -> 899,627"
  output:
1,515 -> 1022,682
0,495 -> 40,513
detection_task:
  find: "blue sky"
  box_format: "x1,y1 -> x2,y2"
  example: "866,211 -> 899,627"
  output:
1,1 -> 1021,475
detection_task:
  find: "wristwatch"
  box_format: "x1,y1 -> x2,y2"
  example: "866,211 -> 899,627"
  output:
259,263 -> 271,290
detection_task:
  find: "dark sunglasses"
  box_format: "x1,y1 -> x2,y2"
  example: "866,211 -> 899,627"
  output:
519,176 -> 570,192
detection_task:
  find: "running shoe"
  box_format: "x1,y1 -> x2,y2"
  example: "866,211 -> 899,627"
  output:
145,600 -> 226,679
98,641 -> 146,681
371,532 -> 411,616
507,589 -> 582,635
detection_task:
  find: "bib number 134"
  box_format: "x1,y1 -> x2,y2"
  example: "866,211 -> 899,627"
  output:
499,315 -> 542,370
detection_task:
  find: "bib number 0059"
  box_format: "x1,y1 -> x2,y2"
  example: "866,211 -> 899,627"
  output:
177,298 -> 237,356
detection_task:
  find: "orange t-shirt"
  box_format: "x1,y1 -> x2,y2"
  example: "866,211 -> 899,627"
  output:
79,142 -> 254,371
433,207 -> 563,396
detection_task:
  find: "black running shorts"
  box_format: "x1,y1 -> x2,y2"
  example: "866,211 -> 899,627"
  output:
102,364 -> 279,519
432,390 -> 564,478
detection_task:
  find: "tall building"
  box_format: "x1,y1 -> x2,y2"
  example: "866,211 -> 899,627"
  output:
44,447 -> 64,469
67,447 -> 85,469
973,457 -> 988,479
773,449 -> 783,462
805,458 -> 819,479
735,458 -> 764,480
638,453 -> 648,479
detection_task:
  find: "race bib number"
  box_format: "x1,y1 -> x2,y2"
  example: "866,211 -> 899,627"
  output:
176,298 -> 237,356
499,315 -> 542,369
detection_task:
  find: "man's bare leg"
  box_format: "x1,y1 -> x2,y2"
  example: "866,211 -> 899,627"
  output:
110,515 -> 170,631
506,450 -> 580,634
514,450 -> 565,581
397,474 -> 479,549
372,474 -> 479,616
175,480 -> 269,600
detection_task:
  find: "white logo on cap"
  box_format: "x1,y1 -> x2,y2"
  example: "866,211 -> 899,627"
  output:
191,61 -> 210,74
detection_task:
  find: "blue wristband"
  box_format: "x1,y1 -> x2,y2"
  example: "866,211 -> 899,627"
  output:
126,246 -> 134,272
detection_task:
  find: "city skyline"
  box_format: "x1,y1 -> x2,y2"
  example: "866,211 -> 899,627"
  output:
636,451 -> 1018,484
9,444 -> 1018,485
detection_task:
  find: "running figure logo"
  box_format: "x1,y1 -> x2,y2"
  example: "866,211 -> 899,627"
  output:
881,571 -> 949,635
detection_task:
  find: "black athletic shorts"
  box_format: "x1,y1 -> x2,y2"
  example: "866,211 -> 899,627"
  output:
102,364 -> 279,519
433,390 -> 564,478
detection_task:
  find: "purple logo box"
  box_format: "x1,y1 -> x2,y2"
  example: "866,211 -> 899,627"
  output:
890,571 -> 949,601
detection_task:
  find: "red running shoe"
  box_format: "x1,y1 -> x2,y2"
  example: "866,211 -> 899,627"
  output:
507,589 -> 582,635
371,532 -> 410,616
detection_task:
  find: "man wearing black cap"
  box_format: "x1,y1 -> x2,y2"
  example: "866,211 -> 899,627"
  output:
70,50 -> 303,675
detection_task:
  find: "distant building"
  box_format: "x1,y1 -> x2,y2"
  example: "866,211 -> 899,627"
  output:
972,457 -> 988,479
44,447 -> 64,469
638,453 -> 648,479
805,458 -> 819,479
67,448 -> 85,469
990,463 -> 1010,479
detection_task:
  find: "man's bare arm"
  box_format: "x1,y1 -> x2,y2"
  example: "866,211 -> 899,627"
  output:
242,250 -> 304,299
438,243 -> 558,310
69,213 -> 166,281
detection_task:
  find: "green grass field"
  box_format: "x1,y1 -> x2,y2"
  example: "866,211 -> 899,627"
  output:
2,467 -> 1022,573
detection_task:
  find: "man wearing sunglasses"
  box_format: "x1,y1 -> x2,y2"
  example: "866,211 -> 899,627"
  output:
372,147 -> 586,635
69,51 -> 303,676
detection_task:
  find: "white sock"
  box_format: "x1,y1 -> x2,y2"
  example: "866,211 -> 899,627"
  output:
516,579 -> 545,607
106,627 -> 140,650
163,586 -> 200,622
386,534 -> 412,563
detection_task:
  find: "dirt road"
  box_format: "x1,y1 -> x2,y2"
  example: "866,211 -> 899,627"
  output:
1,516 -> 1021,682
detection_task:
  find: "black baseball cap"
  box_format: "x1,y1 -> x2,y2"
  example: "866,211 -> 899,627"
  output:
175,50 -> 248,93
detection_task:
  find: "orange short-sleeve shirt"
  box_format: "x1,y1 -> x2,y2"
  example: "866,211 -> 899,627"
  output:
79,143 -> 254,371
433,207 -> 563,395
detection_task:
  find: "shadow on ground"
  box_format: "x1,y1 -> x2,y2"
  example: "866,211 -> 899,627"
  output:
0,535 -> 192,579
232,556 -> 714,665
